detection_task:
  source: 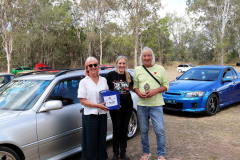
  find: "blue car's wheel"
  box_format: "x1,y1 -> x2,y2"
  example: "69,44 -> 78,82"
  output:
205,94 -> 219,116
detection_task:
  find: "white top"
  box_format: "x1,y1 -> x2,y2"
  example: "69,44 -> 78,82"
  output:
78,75 -> 109,115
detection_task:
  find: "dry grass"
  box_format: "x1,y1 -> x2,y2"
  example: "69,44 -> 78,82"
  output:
65,65 -> 240,160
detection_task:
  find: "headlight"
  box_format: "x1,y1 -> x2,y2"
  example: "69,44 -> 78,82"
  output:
185,91 -> 204,97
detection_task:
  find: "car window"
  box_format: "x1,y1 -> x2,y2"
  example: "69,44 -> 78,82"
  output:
47,78 -> 80,106
0,75 -> 14,84
223,69 -> 233,79
0,80 -> 50,110
38,67 -> 44,70
184,65 -> 188,67
231,68 -> 238,79
179,68 -> 221,81
15,67 -> 22,70
178,65 -> 183,67
23,67 -> 32,70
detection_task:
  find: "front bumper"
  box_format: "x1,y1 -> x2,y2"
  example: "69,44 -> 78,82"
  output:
163,95 -> 208,112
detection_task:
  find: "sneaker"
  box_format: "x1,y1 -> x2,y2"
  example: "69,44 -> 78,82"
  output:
120,153 -> 130,160
140,153 -> 151,160
112,154 -> 119,160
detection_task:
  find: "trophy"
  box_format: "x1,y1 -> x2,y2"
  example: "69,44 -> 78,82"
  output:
144,83 -> 150,92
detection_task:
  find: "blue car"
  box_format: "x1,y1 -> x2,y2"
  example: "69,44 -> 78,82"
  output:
163,65 -> 240,116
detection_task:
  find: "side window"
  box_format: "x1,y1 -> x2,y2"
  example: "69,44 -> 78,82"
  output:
178,65 -> 183,67
223,69 -> 233,80
47,78 -> 80,106
184,65 -> 188,67
231,68 -> 238,79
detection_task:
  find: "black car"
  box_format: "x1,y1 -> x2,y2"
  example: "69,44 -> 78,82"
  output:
236,62 -> 240,66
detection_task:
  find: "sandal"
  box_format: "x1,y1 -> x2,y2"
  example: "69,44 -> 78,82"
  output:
140,153 -> 151,160
158,156 -> 166,160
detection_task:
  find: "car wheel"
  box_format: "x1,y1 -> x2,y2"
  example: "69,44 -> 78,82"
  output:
178,69 -> 182,72
127,110 -> 138,139
205,93 -> 219,116
0,146 -> 20,160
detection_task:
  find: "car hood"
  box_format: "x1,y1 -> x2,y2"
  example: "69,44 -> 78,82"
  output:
0,110 -> 21,121
167,80 -> 215,91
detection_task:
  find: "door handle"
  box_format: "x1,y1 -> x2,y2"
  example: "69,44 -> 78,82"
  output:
80,108 -> 83,113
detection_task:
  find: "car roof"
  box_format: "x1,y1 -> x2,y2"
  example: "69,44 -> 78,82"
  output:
193,65 -> 229,69
0,73 -> 15,76
13,69 -> 115,81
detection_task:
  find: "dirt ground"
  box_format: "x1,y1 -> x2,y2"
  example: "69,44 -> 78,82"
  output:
65,65 -> 240,160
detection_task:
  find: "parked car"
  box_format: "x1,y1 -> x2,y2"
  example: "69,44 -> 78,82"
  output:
0,69 -> 138,160
163,65 -> 240,116
99,65 -> 115,70
236,62 -> 240,66
177,64 -> 195,72
0,73 -> 15,87
11,66 -> 34,75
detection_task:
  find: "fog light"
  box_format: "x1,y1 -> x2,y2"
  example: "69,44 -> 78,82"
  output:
192,103 -> 197,109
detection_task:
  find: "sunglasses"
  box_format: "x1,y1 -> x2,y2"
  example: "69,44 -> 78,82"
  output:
88,63 -> 98,68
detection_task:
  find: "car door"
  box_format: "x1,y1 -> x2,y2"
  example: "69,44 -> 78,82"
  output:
229,67 -> 240,101
36,77 -> 83,159
218,68 -> 234,104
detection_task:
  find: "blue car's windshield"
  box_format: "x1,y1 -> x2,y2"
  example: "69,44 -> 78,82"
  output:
179,68 -> 221,81
0,80 -> 50,111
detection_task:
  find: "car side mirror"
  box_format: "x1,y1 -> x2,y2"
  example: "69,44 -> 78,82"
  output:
176,76 -> 179,80
39,100 -> 63,112
223,78 -> 232,83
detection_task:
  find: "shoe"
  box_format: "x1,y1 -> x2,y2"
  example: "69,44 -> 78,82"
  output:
112,154 -> 119,160
140,153 -> 151,160
158,156 -> 166,160
120,153 -> 130,160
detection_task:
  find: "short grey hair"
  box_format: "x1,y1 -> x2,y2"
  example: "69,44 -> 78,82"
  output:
139,47 -> 155,66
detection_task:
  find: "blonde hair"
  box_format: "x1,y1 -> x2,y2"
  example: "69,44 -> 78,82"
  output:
84,57 -> 99,76
116,56 -> 131,84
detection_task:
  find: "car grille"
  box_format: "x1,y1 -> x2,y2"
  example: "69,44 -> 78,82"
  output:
163,102 -> 183,110
164,92 -> 182,97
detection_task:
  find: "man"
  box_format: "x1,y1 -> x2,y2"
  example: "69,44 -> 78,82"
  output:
133,47 -> 169,160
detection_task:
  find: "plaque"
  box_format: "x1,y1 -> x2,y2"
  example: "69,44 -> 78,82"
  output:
144,83 -> 150,92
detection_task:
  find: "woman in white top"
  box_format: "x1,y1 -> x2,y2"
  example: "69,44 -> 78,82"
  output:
78,57 -> 109,160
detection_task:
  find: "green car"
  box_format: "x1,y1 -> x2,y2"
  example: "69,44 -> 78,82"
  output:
11,66 -> 34,75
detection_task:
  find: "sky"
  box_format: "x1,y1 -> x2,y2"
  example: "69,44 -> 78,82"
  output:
160,0 -> 187,18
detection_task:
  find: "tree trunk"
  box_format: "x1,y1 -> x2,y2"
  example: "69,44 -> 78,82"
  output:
134,26 -> 139,68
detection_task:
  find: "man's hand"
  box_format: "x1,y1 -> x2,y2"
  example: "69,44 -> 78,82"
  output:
146,89 -> 158,98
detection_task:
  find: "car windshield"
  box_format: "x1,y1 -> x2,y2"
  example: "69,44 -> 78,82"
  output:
23,67 -> 32,70
179,68 -> 221,81
0,75 -> 14,84
0,80 -> 50,111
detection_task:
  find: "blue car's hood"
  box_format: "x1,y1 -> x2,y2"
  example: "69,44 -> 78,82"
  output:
168,80 -> 215,91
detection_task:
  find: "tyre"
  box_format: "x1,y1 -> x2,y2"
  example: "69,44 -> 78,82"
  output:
0,146 -> 20,160
127,110 -> 138,139
178,69 -> 182,72
205,93 -> 219,116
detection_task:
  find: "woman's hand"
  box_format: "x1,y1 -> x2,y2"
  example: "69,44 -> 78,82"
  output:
98,102 -> 109,111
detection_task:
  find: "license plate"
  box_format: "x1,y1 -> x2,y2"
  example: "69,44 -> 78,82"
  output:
165,99 -> 177,104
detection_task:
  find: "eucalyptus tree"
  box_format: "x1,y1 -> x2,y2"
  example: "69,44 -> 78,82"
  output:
0,0 -> 36,73
187,0 -> 234,65
80,0 -> 117,64
120,0 -> 161,68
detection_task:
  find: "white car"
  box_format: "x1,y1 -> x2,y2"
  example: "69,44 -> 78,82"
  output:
177,64 -> 194,72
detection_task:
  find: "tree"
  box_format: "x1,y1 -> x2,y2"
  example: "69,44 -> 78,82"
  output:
121,0 -> 161,68
187,0 -> 234,64
0,0 -> 35,73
